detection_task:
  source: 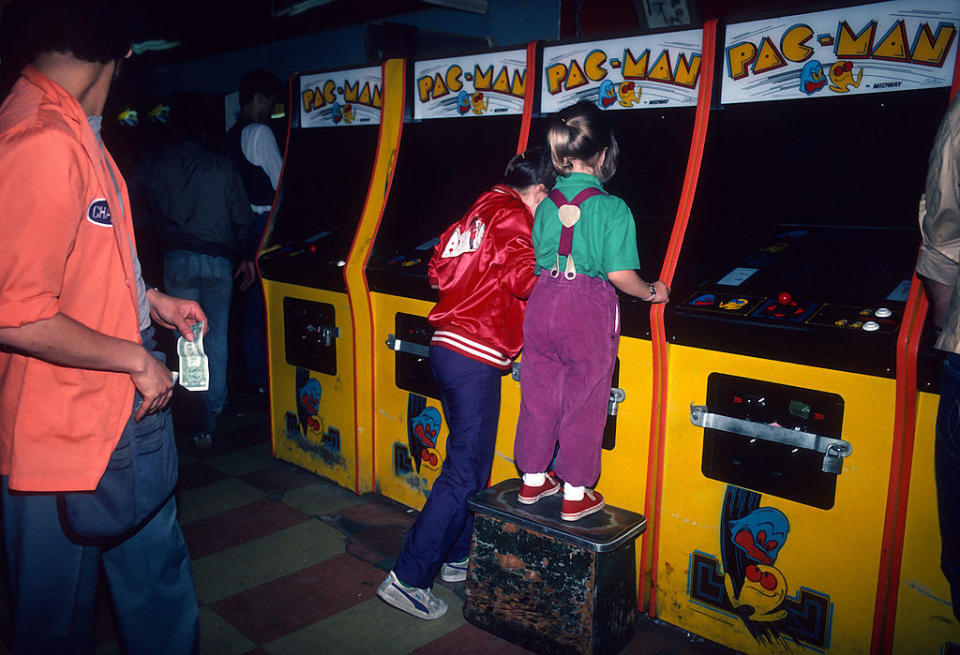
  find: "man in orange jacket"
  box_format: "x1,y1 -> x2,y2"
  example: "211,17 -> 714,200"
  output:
0,1 -> 205,651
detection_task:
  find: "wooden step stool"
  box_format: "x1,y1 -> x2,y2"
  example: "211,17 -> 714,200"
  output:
464,478 -> 646,655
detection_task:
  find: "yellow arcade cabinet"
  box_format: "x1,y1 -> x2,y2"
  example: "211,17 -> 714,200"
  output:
648,3 -> 959,654
486,27 -> 710,597
365,47 -> 533,509
260,63 -> 403,494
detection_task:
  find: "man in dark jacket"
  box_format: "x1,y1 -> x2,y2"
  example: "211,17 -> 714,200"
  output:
135,106 -> 257,449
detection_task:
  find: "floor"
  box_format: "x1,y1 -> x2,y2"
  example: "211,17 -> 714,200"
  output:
2,386 -> 735,654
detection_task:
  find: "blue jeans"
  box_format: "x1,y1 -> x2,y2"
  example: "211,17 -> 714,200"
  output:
393,346 -> 502,589
937,353 -> 960,621
163,250 -> 232,433
2,483 -> 198,654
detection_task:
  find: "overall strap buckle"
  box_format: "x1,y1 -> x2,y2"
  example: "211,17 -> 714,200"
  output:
547,188 -> 605,280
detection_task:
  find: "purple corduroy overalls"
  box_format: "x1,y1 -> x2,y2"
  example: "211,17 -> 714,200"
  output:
515,188 -> 620,488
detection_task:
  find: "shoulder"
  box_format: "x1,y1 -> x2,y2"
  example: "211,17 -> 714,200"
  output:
468,186 -> 521,215
589,192 -> 630,212
0,118 -> 84,172
242,122 -> 276,142
586,192 -> 633,223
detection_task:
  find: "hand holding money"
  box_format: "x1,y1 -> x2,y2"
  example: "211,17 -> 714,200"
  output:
177,321 -> 209,391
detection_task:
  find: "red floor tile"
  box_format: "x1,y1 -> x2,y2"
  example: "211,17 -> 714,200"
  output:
335,498 -> 418,529
410,624 -> 534,654
211,552 -> 385,644
345,538 -> 390,566
351,525 -> 409,561
181,499 -> 310,559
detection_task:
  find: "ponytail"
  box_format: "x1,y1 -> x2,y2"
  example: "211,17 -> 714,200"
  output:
546,101 -> 620,182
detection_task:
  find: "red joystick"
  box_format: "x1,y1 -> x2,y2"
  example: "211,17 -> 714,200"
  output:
778,292 -> 792,306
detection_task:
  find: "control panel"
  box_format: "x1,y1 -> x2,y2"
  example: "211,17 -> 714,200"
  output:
669,226 -> 915,376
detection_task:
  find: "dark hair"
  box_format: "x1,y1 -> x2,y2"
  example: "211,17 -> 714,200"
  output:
503,147 -> 556,190
547,101 -> 620,182
239,69 -> 283,106
0,0 -> 137,66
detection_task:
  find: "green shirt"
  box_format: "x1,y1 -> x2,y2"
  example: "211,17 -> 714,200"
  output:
532,172 -> 641,280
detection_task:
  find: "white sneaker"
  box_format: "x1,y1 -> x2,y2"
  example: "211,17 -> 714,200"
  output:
377,571 -> 448,620
192,433 -> 213,450
440,557 -> 468,583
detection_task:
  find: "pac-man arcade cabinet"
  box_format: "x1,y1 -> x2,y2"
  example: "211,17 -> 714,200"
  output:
648,3 -> 960,654
261,64 -> 400,493
366,48 -> 532,509
481,28 -> 707,596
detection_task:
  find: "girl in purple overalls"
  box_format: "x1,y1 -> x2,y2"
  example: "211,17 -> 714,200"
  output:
514,101 -> 670,521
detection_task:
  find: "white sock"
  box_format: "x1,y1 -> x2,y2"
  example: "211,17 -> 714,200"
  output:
564,483 -> 585,501
523,472 -> 546,486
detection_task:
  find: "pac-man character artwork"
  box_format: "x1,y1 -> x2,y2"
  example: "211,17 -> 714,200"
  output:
688,486 -> 833,650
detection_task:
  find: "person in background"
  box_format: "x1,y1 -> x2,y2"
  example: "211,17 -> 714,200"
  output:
916,92 -> 960,622
514,101 -> 669,522
378,149 -> 556,620
133,104 -> 259,450
223,69 -> 284,397
0,0 -> 204,651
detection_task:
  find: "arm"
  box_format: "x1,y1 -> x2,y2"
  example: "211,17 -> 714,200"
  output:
226,161 -> 259,292
146,288 -> 208,340
242,123 -> 283,190
495,207 -> 537,299
607,270 -> 670,303
923,277 -> 953,329
0,314 -> 173,421
599,197 -> 669,301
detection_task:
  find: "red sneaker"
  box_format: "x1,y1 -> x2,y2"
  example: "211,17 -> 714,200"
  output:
517,472 -> 561,504
561,489 -> 605,521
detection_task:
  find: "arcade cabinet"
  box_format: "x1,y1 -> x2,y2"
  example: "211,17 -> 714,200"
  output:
366,47 -> 532,509
650,3 -> 960,654
260,64 -> 402,493
482,28 -> 708,599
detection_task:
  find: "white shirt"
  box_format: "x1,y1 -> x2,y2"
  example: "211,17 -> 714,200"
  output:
240,122 -> 282,214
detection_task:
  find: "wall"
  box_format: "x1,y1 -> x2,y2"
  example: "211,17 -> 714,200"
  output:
136,0 -> 559,99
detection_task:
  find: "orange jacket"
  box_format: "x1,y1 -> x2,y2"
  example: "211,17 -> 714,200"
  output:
0,66 -> 141,492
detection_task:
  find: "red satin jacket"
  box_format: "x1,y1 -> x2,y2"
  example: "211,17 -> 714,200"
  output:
428,185 -> 537,370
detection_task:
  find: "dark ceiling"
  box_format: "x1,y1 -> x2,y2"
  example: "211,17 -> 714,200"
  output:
132,0 -> 474,67
132,0 -> 870,69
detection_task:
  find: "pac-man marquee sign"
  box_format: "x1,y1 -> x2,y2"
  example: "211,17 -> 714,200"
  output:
414,50 -> 527,120
540,29 -> 703,114
299,66 -> 382,128
721,0 -> 960,104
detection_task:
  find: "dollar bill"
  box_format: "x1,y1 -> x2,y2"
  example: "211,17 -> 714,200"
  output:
177,321 -> 209,392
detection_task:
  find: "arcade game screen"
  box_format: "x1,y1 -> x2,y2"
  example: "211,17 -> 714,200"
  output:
259,124 -> 380,290
675,89 -> 944,291
367,114 -> 521,300
669,87 -> 949,375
